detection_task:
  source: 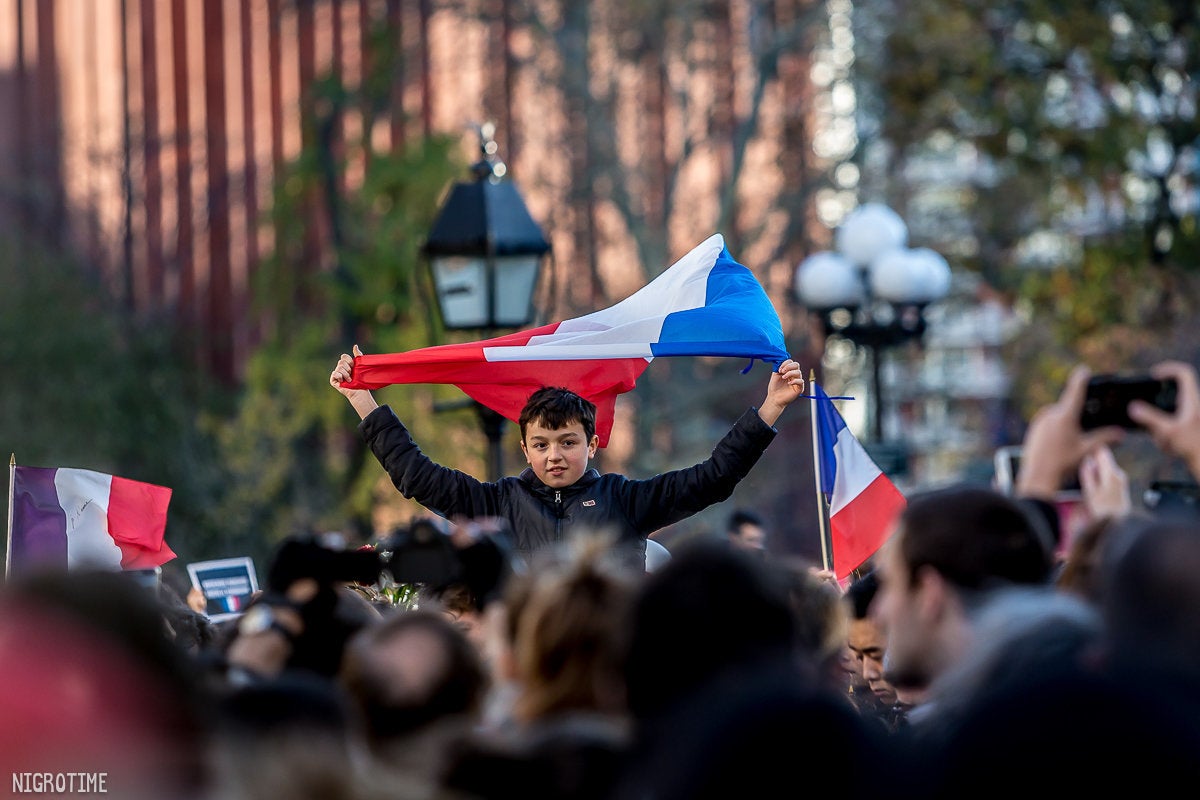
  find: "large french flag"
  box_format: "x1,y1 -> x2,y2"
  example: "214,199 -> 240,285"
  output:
813,384 -> 906,579
343,234 -> 789,447
8,466 -> 175,577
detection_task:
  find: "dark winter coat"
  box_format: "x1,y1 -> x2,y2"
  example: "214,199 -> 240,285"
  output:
359,405 -> 777,564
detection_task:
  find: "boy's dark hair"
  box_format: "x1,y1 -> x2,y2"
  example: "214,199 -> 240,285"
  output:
519,386 -> 597,442
844,571 -> 879,620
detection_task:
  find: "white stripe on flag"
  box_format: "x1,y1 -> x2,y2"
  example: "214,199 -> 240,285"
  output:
55,469 -> 124,570
484,343 -> 656,361
829,428 -> 885,516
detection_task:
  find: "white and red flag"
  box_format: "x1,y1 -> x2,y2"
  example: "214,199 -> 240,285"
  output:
341,234 -> 790,447
7,464 -> 175,577
812,383 -> 906,579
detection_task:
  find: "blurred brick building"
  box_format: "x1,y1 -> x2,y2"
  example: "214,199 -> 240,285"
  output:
0,0 -> 827,382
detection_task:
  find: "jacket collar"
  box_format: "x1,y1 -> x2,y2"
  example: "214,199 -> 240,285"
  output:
517,467 -> 601,496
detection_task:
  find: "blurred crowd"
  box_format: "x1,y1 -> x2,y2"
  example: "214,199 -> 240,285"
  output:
4,360 -> 1200,798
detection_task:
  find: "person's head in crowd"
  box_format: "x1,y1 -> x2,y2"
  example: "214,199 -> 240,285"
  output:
725,507 -> 767,554
622,538 -> 807,724
156,574 -> 221,655
215,669 -> 355,747
471,561 -> 542,735
1101,514 -> 1200,680
929,592 -> 1200,795
837,639 -> 882,718
511,531 -> 639,724
441,712 -> 632,800
337,607 -> 489,795
872,484 -> 1055,695
421,581 -> 486,650
1055,509 -> 1152,605
611,547 -> 890,800
340,606 -> 488,751
209,669 -> 389,800
782,560 -> 850,692
917,586 -> 1103,747
144,563 -> 219,654
518,386 -> 600,489
844,571 -> 901,712
0,569 -> 210,797
440,535 -> 637,799
613,650 -> 891,800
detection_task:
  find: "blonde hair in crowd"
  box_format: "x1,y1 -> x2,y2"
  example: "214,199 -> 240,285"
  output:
511,530 -> 638,724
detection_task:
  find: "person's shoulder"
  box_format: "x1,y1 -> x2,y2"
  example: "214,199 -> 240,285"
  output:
513,466 -> 537,485
585,469 -> 629,488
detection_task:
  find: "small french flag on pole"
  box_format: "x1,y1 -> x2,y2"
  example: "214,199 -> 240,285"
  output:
812,384 -> 906,579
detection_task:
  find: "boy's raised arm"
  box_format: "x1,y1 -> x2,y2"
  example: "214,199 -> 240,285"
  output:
330,344 -> 381,420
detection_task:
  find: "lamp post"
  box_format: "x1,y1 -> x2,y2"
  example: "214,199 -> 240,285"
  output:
423,122 -> 552,480
794,203 -> 951,447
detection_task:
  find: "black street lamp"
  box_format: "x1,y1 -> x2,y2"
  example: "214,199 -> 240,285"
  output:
794,203 -> 951,450
422,123 -> 552,480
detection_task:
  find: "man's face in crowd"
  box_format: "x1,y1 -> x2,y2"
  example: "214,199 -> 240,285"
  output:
847,616 -> 899,707
730,522 -> 766,552
872,530 -> 936,692
520,418 -> 598,489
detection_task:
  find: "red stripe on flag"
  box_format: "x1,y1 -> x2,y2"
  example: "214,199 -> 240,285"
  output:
107,476 -> 175,569
455,358 -> 649,447
830,473 -> 906,579
344,323 -> 562,387
341,321 -> 650,446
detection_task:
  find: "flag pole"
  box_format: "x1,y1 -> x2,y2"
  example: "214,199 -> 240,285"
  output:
6,454 -> 15,580
809,372 -> 833,573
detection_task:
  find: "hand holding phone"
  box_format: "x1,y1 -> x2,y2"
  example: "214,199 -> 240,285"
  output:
1125,361 -> 1200,481
1080,374 -> 1178,431
1017,366 -> 1124,501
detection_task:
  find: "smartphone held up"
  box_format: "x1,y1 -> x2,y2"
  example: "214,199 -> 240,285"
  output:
1080,374 -> 1178,431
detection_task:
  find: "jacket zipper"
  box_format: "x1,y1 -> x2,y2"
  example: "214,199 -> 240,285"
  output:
555,490 -> 563,538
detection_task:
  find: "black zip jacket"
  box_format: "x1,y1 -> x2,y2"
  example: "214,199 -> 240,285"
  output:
359,405 -> 778,564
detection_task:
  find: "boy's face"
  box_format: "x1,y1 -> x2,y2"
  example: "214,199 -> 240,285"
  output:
520,418 -> 598,489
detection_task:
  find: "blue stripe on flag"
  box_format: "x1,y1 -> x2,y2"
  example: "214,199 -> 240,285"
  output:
814,384 -> 848,498
651,247 -> 788,365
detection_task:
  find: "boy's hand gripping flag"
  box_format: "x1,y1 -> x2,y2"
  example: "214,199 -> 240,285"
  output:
8,465 -> 175,577
813,384 -> 906,579
340,234 -> 789,447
